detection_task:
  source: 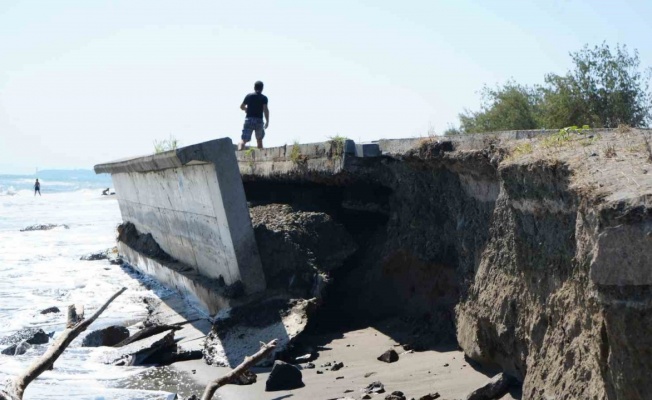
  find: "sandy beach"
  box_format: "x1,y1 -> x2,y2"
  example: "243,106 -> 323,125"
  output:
171,320 -> 521,400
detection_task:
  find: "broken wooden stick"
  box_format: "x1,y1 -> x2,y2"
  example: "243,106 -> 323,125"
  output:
200,339 -> 278,400
0,287 -> 127,400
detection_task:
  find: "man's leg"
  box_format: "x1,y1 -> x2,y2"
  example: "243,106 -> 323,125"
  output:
240,120 -> 253,150
255,122 -> 265,149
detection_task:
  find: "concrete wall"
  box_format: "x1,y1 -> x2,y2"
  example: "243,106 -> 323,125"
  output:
95,138 -> 266,296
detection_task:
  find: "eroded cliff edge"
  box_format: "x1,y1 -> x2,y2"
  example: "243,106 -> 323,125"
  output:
238,129 -> 652,399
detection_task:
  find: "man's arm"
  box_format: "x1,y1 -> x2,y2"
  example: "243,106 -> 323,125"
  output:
263,104 -> 270,129
240,103 -> 247,112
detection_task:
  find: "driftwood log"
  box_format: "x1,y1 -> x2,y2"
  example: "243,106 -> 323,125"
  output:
0,287 -> 127,400
200,339 -> 278,400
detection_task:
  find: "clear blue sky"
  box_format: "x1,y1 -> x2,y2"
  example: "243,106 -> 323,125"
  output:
1,0 -> 650,174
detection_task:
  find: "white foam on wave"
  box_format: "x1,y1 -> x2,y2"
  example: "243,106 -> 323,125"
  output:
0,189 -> 178,399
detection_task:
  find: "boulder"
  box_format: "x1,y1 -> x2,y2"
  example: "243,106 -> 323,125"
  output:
385,391 -> 406,400
82,325 -> 130,347
465,373 -> 517,400
265,360 -> 304,391
331,361 -> 344,371
1,341 -> 31,356
0,328 -> 49,346
40,306 -> 60,314
377,349 -> 399,363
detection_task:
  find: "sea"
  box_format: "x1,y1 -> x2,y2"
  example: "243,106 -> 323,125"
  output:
0,171 -> 193,399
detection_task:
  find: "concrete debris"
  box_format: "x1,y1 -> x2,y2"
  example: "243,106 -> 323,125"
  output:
364,381 -> 386,394
115,324 -> 181,347
203,298 -> 316,368
40,306 -> 60,314
265,360 -> 304,391
100,330 -> 176,366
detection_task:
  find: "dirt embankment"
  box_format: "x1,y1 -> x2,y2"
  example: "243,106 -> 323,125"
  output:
242,129 -> 652,399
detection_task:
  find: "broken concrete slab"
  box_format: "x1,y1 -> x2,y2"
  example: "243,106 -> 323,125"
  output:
203,298 -> 316,368
99,330 -> 176,366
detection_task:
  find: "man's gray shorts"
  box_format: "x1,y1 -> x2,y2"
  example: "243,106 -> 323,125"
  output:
242,117 -> 265,142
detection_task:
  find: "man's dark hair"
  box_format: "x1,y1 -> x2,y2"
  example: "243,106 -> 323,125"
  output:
254,81 -> 264,93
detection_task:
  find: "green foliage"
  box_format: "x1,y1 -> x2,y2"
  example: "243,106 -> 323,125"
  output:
459,81 -> 543,133
455,43 -> 651,133
154,135 -> 181,154
328,135 -> 348,157
542,125 -> 591,148
290,140 -> 306,164
511,142 -> 534,157
541,43 -> 651,128
443,124 -> 462,136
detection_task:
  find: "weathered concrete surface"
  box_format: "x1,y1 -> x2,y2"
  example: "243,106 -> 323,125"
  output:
95,138 -> 266,305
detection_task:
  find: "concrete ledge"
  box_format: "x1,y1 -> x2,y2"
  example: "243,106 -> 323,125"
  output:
119,242 -> 232,316
96,138 -> 266,308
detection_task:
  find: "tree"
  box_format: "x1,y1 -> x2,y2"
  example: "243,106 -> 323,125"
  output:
541,43 -> 651,128
454,43 -> 651,132
458,81 -> 543,133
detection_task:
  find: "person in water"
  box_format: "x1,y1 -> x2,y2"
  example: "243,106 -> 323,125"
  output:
34,179 -> 41,196
238,80 -> 269,150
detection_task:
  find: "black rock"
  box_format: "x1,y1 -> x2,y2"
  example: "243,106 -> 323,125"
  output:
305,362 -> 315,369
331,361 -> 344,371
40,306 -> 60,315
20,224 -> 69,232
377,349 -> 399,363
233,369 -> 257,385
82,326 -> 130,347
0,328 -> 49,346
1,341 -> 31,356
265,360 -> 304,391
80,251 -> 109,261
419,393 -> 441,400
385,391 -> 407,400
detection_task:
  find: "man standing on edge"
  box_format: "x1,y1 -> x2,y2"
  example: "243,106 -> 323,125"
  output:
34,179 -> 41,196
238,81 -> 269,150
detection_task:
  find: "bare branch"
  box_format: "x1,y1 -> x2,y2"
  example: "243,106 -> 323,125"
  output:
200,339 -> 278,400
5,287 -> 127,399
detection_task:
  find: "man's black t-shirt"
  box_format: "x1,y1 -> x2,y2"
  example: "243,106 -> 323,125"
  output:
243,92 -> 268,119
